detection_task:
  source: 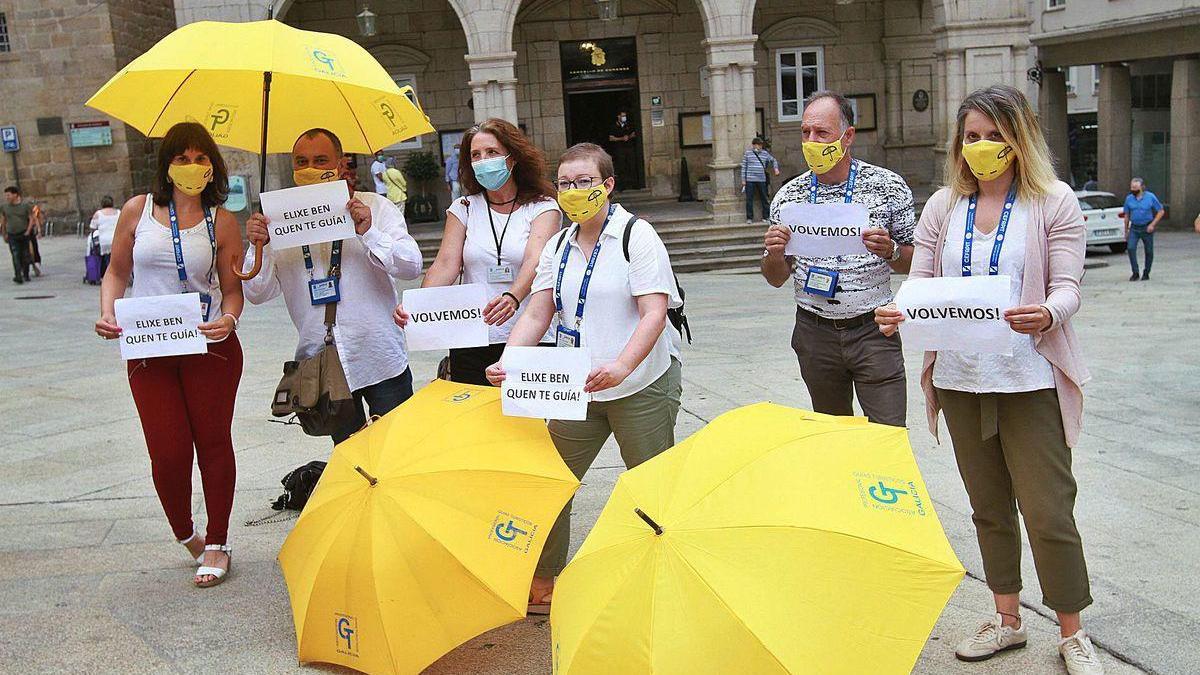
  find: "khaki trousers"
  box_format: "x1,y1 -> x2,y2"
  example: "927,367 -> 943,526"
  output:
536,358 -> 683,577
938,387 -> 1093,613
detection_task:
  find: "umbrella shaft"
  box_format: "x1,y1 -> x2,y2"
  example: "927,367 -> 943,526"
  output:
635,508 -> 664,535
354,465 -> 378,486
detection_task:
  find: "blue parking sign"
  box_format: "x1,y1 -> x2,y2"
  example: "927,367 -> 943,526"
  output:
1,126 -> 18,152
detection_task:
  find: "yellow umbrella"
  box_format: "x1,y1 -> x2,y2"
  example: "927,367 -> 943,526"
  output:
85,18 -> 435,278
86,19 -> 432,155
550,403 -> 964,675
279,380 -> 579,675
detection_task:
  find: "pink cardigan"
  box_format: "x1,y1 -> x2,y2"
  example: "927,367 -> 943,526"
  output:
912,180 -> 1092,447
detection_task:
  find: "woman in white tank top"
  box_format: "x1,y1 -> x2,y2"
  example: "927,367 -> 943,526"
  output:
93,122 -> 245,589
392,118 -> 562,385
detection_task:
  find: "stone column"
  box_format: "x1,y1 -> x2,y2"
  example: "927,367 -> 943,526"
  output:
1039,68 -> 1071,181
465,52 -> 519,124
1170,57 -> 1200,228
703,36 -> 757,223
884,61 -> 903,145
1097,63 -> 1131,195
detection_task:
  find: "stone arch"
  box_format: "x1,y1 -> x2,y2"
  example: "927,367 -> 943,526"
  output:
757,16 -> 840,47
366,44 -> 433,74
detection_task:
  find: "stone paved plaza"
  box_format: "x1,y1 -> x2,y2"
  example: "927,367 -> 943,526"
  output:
1,234 -> 1197,674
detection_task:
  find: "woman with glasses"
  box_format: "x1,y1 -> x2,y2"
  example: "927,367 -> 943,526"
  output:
486,142 -> 683,615
393,118 -> 561,385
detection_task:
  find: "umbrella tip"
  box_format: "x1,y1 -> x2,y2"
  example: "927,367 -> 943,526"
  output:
634,508 -> 664,536
354,465 -> 378,486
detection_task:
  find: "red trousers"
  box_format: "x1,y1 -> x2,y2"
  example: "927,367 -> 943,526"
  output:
127,335 -> 242,545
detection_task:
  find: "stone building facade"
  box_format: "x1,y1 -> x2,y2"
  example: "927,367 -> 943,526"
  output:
1033,1 -> 1200,225
0,0 -> 176,219
208,0 -> 1036,221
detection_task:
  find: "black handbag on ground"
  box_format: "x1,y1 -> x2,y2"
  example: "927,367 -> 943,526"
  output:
270,461 -> 327,511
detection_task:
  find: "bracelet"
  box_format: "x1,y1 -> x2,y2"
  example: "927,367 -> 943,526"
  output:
502,292 -> 520,307
222,312 -> 240,331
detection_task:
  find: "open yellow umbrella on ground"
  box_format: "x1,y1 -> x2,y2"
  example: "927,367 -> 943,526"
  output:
279,380 -> 579,675
550,403 -> 964,675
85,18 -> 434,278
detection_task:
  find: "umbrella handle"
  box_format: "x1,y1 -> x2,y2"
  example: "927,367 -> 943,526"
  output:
234,241 -> 263,280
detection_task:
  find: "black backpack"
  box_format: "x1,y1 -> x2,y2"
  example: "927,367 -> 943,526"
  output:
554,211 -> 691,343
270,461 -> 327,511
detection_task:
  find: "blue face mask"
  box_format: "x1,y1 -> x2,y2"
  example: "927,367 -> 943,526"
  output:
472,156 -> 511,191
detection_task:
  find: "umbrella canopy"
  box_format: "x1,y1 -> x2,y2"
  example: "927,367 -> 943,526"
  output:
279,380 -> 579,675
550,403 -> 964,675
86,19 -> 434,154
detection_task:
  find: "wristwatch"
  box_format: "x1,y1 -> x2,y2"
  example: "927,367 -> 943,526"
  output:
889,239 -> 902,262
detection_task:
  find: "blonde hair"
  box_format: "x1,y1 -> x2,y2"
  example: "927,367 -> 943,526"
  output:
944,85 -> 1058,200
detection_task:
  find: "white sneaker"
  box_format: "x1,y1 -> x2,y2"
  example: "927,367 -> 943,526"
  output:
1059,630 -> 1105,674
955,613 -> 1027,662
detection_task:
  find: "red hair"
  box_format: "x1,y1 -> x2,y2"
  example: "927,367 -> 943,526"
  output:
459,119 -> 555,206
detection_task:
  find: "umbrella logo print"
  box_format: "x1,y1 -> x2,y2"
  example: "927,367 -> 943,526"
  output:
334,614 -> 358,657
489,511 -> 537,553
308,47 -> 346,77
205,104 -> 236,139
855,472 -> 927,517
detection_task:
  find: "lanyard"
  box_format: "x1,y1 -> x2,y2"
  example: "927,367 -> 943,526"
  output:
962,184 -> 1018,277
301,241 -> 343,279
167,200 -> 216,294
809,159 -> 858,204
555,204 -> 616,329
485,201 -> 516,266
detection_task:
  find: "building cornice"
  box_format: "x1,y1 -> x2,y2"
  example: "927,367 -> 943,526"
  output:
1030,7 -> 1200,46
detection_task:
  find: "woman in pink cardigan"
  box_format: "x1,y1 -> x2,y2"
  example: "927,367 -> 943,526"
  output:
875,85 -> 1103,675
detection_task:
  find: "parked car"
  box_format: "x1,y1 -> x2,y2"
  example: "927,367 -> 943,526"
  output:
1075,190 -> 1127,253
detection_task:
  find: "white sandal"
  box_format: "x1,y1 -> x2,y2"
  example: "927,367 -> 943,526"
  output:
194,544 -> 232,588
178,529 -> 205,565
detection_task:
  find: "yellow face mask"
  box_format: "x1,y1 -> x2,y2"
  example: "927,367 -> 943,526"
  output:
961,139 -> 1015,182
167,163 -> 213,196
801,131 -> 847,175
557,184 -> 610,223
293,167 -> 340,186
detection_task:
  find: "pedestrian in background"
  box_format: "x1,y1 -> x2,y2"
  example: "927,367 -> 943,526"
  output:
1123,177 -> 1163,281
875,84 -> 1103,675
741,137 -> 780,223
27,201 -> 43,276
370,151 -> 389,196
761,90 -> 914,427
381,157 -> 408,212
339,153 -> 360,194
445,143 -> 461,201
243,128 -> 423,444
394,118 -> 561,385
486,142 -> 683,616
1,185 -> 35,284
93,122 -> 245,588
89,195 -> 120,276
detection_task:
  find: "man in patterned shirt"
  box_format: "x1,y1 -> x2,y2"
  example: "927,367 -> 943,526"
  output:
760,91 -> 914,426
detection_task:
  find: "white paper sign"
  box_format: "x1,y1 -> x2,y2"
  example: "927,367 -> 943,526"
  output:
259,180 -> 354,249
894,275 -> 1014,355
501,346 -> 591,421
780,202 -> 871,258
402,284 -> 489,351
114,293 -> 207,360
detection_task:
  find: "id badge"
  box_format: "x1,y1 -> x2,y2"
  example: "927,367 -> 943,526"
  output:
308,277 -> 340,305
556,325 -> 581,348
803,267 -> 839,298
198,293 -> 213,322
487,264 -> 515,283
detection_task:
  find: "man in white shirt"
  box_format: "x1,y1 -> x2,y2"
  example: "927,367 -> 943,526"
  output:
370,152 -> 388,196
243,129 -> 424,443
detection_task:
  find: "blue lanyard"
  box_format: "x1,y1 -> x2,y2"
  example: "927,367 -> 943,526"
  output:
301,241 -> 343,279
555,204 -> 615,329
167,200 -> 216,294
809,159 -> 858,204
962,184 -> 1018,277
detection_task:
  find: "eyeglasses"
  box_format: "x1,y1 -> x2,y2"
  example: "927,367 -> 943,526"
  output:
556,176 -> 602,192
